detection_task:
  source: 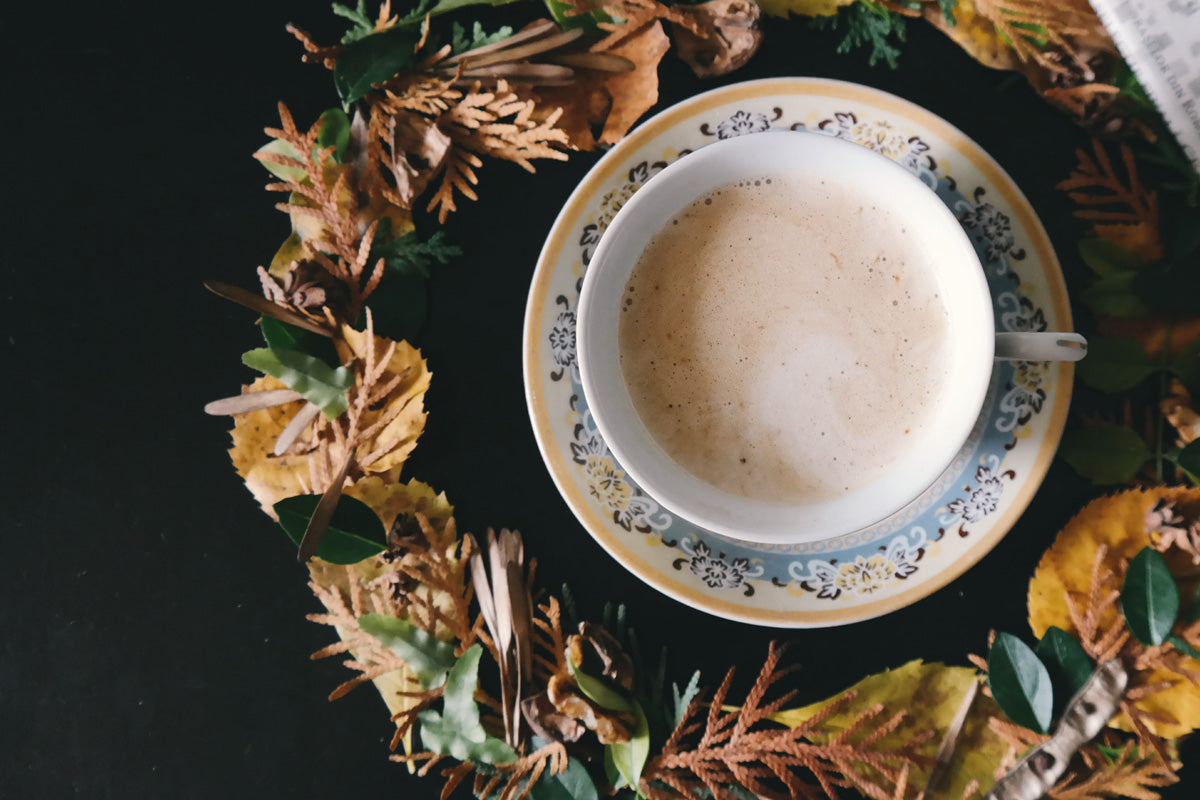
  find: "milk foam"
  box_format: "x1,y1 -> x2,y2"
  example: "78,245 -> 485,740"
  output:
617,176 -> 952,504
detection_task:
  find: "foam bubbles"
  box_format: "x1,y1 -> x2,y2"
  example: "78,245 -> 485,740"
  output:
617,175 -> 951,504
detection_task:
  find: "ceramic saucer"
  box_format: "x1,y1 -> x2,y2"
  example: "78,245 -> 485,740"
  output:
522,78 -> 1074,627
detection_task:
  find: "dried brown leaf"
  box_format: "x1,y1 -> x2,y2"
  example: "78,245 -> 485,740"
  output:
672,0 -> 763,78
598,22 -> 670,145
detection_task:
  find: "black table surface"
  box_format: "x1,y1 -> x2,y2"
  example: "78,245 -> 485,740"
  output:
7,1 -> 1196,796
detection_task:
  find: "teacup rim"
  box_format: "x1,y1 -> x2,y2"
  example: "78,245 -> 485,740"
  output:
577,129 -> 995,544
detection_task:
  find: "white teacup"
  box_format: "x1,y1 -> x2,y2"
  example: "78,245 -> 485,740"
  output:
577,130 -> 1085,545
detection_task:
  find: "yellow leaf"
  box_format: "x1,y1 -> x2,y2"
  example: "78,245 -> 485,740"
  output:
923,0 -> 1018,71
339,325 -> 432,475
756,0 -> 852,19
769,660 -> 1008,799
227,376 -> 311,518
345,475 -> 453,531
1028,488 -> 1200,737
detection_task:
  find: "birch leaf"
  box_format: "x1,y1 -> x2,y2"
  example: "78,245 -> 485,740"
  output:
227,376 -> 311,519
338,325 -> 431,474
767,660 -> 1007,799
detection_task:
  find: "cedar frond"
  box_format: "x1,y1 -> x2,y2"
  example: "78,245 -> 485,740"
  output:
1057,140 -> 1160,229
389,514 -> 479,648
1049,738 -> 1179,800
257,102 -> 385,318
531,596 -> 569,683
1065,545 -> 1130,663
307,564 -> 412,701
286,22 -> 342,68
642,643 -> 928,800
427,147 -> 483,222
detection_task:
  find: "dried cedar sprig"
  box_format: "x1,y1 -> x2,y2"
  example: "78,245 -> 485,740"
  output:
1057,140 -> 1160,229
256,102 -> 385,319
307,563 -> 410,700
1064,545 -> 1130,664
387,513 -> 480,648
642,643 -> 929,800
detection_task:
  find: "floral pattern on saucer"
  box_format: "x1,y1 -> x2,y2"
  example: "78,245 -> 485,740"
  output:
525,79 -> 1073,626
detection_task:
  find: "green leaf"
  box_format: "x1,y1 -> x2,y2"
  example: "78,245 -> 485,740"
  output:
397,0 -> 527,27
1082,270 -> 1151,318
315,108 -> 351,162
671,671 -> 702,731
566,654 -> 649,792
1169,338 -> 1200,394
332,0 -> 377,43
988,632 -> 1053,734
812,0 -> 907,69
358,613 -> 456,688
334,27 -> 420,106
1078,239 -> 1141,277
1167,439 -> 1200,485
1121,547 -> 1180,647
1075,335 -> 1158,393
1034,627 -> 1093,712
1059,422 -> 1152,485
568,656 -> 635,713
372,219 -> 461,278
260,316 -> 340,366
418,645 -> 517,764
936,0 -> 957,26
242,347 -> 353,419
274,494 -> 386,564
451,20 -> 515,53
604,702 -> 649,793
525,738 -> 599,800
1167,633 -> 1200,660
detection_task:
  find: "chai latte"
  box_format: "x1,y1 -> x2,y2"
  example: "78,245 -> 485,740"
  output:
617,175 -> 952,504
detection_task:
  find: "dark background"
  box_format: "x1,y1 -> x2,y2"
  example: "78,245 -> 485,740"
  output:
6,1 -> 1196,796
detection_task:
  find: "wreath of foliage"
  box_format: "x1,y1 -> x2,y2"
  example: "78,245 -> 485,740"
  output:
208,2 -> 1200,799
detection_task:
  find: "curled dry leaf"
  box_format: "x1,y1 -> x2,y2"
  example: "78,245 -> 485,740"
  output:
598,21 -> 671,146
567,622 -> 635,691
531,14 -> 673,150
672,0 -> 764,79
1027,488 -> 1200,737
545,671 -> 633,744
